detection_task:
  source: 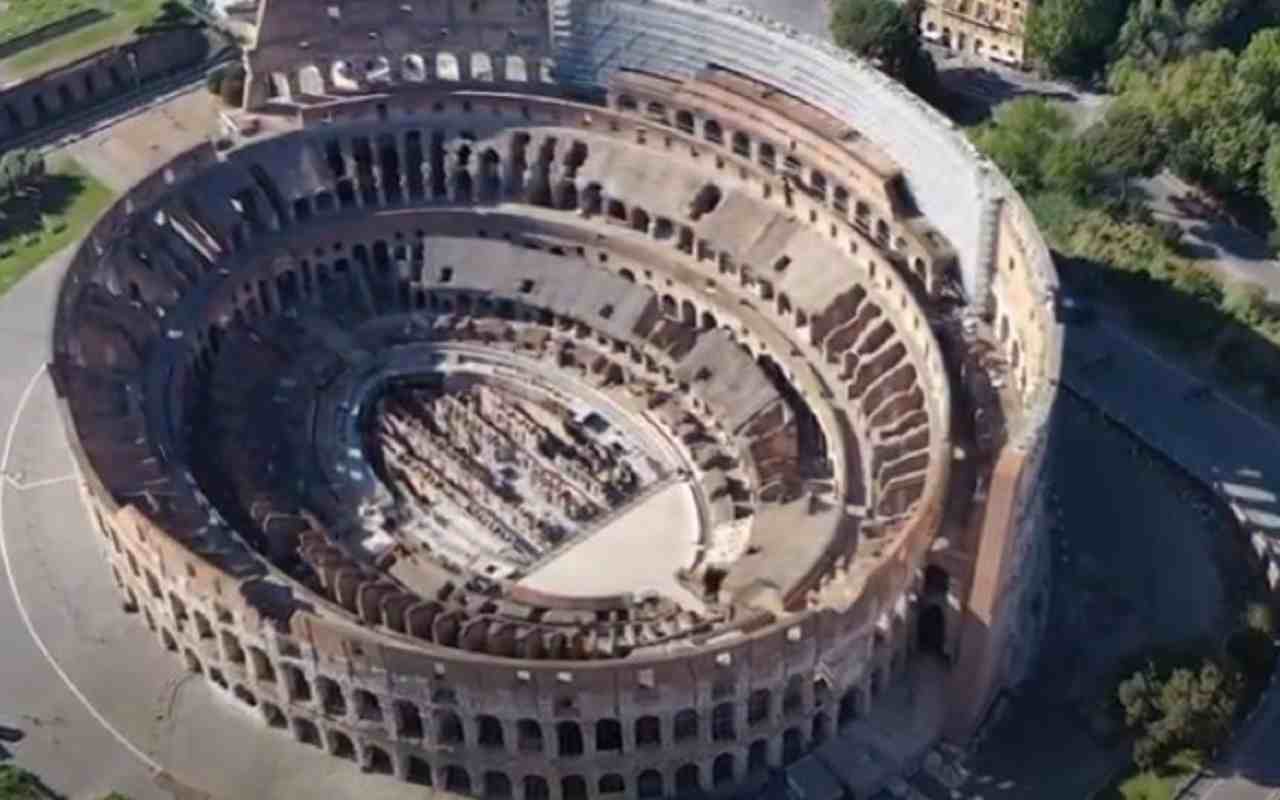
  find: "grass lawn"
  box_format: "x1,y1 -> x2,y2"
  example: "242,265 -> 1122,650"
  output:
0,157 -> 115,297
0,0 -> 95,44
1099,752 -> 1201,800
0,0 -> 168,81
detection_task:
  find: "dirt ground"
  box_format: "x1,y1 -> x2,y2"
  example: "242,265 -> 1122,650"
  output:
64,86 -> 220,193
953,393 -> 1253,799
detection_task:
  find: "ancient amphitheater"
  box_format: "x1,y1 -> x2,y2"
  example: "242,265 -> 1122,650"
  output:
48,1 -> 1062,797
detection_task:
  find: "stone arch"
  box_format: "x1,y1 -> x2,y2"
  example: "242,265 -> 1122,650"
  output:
782,727 -> 804,764
599,774 -> 625,795
183,648 -> 202,674
839,687 -> 862,726
407,755 -> 432,785
505,54 -> 528,82
445,765 -> 472,793
478,714 -> 505,749
316,676 -> 345,716
328,729 -> 356,759
329,60 -> 358,92
401,54 -> 427,82
562,775 -> 588,800
783,673 -> 805,716
353,689 -> 382,722
262,702 -> 286,728
674,763 -> 701,795
704,118 -> 724,144
674,708 -> 699,742
484,771 -> 513,799
637,769 -> 664,799
517,718 -> 543,752
748,738 -> 769,773
812,711 -> 831,745
747,688 -> 771,725
523,775 -> 550,800
675,108 -> 695,133
395,700 -> 424,738
365,745 -> 393,774
298,64 -> 324,96
470,52 -> 494,81
436,52 -> 461,81
635,715 -> 661,747
293,717 -> 321,747
711,702 -> 735,741
732,130 -> 751,157
595,718 -> 623,752
713,752 -> 735,786
919,604 -> 946,655
436,709 -> 464,744
557,720 -> 584,756
285,664 -> 312,702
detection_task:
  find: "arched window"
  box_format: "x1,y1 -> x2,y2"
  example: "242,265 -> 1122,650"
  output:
478,715 -> 504,749
711,702 -> 736,741
732,131 -> 751,157
436,52 -> 460,81
704,119 -> 723,144
484,771 -> 512,799
675,764 -> 700,795
675,109 -> 694,133
783,674 -> 805,715
517,719 -> 543,752
674,708 -> 698,742
713,753 -> 735,786
748,689 -> 771,725
637,770 -> 663,799
557,721 -> 584,757
328,730 -> 356,759
523,776 -> 550,800
562,775 -> 588,800
365,746 -> 393,775
595,719 -> 622,752
445,765 -> 471,793
436,710 -> 464,744
599,774 -> 625,795
782,727 -> 804,765
748,739 -> 769,773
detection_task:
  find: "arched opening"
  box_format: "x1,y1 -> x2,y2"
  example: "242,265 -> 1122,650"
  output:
519,776 -> 549,800
401,54 -> 427,82
748,689 -> 771,725
636,715 -> 661,748
328,730 -> 356,760
732,131 -> 751,157
562,775 -> 588,800
595,718 -> 622,752
918,604 -> 946,655
470,52 -> 494,81
517,718 -> 543,752
407,756 -> 432,785
638,769 -> 664,799
354,689 -> 382,722
748,739 -> 769,773
262,703 -> 287,729
711,702 -> 735,741
484,771 -> 512,799
505,55 -> 529,82
445,765 -> 471,793
436,52 -> 461,81
924,564 -> 950,597
298,64 -> 324,95
674,708 -> 698,742
317,676 -> 345,716
782,728 -> 804,765
557,721 -> 583,757
183,648 -> 202,674
366,746 -> 393,775
329,60 -> 358,92
436,710 -> 464,744
599,774 -> 625,795
783,674 -> 805,716
675,764 -> 700,796
812,712 -> 830,745
396,700 -> 424,738
478,715 -> 505,749
293,717 -> 321,747
704,119 -> 723,144
839,687 -> 861,726
713,753 -> 735,786
233,685 -> 257,707
675,109 -> 694,134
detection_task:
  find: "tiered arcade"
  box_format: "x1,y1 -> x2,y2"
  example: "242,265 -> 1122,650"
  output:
51,1 -> 1062,798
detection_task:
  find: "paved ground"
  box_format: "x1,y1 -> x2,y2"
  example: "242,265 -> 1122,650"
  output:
951,390 -> 1246,800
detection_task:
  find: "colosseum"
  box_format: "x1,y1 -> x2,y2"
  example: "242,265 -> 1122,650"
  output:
49,1 -> 1062,797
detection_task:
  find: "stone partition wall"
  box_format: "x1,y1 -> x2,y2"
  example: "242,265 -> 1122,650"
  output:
0,27 -> 209,144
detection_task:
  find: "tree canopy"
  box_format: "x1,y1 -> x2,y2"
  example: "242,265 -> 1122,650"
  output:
1025,0 -> 1127,79
0,149 -> 46,202
1118,657 -> 1240,769
829,0 -> 938,97
971,98 -> 1099,199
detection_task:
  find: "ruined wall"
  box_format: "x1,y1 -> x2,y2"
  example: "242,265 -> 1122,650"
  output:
0,27 -> 209,144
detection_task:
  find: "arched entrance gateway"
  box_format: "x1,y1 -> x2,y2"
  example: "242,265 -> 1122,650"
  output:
50,0 -> 1061,798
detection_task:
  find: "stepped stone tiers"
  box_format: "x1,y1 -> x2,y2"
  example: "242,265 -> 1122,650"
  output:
52,1 -> 1061,797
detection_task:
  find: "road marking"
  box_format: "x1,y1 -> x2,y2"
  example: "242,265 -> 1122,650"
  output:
3,473 -> 77,491
0,363 -> 163,774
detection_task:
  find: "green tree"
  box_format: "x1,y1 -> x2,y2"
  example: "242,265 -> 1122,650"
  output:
1237,28 -> 1280,118
829,0 -> 939,96
0,765 -> 43,800
1118,657 -> 1241,770
971,98 -> 1088,196
1025,0 -> 1127,78
0,148 -> 45,202
1087,103 -> 1167,198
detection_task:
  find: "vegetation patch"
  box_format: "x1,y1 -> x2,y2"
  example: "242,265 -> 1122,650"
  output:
0,154 -> 115,297
0,0 -> 172,81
